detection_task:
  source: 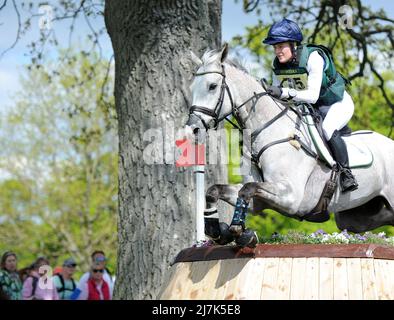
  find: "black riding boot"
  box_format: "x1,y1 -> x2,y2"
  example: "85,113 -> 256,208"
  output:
327,130 -> 358,193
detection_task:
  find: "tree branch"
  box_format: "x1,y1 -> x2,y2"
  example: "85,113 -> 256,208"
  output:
0,0 -> 7,10
0,0 -> 21,59
243,0 -> 260,13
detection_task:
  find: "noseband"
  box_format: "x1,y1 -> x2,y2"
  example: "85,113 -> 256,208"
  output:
189,65 -> 244,131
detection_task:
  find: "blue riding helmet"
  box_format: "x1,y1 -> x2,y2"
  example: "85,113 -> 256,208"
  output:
263,18 -> 303,45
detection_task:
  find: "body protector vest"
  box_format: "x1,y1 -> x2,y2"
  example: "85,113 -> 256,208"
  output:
273,44 -> 350,106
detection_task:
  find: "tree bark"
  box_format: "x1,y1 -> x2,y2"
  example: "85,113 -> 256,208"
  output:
104,0 -> 225,299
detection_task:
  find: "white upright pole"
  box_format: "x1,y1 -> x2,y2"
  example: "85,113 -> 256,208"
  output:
195,164 -> 205,243
194,133 -> 205,243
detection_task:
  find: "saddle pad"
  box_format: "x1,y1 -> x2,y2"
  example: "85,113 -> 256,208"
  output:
304,113 -> 373,169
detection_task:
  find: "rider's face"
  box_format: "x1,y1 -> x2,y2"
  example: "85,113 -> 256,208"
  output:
273,42 -> 293,63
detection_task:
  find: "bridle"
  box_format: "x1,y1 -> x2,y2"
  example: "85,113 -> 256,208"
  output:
188,64 -> 318,167
189,64 -> 257,131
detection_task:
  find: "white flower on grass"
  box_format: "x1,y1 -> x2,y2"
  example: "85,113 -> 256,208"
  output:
335,233 -> 349,243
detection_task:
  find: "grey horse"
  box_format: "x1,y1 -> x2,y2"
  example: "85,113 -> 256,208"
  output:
186,44 -> 394,247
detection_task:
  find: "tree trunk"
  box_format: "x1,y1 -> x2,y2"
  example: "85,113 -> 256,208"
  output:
104,0 -> 225,299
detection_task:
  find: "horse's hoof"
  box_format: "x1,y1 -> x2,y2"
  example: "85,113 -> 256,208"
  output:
229,224 -> 243,237
205,218 -> 221,240
235,229 -> 259,248
216,222 -> 235,245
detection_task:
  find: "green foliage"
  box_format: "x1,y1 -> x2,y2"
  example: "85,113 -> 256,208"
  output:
246,210 -> 340,242
0,47 -> 117,274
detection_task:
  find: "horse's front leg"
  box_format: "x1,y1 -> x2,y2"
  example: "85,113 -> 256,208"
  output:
204,184 -> 242,245
229,181 -> 298,244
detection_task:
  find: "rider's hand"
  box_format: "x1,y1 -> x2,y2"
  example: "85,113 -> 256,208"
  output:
266,85 -> 283,99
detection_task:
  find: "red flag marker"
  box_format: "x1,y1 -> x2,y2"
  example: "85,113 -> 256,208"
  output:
175,139 -> 205,167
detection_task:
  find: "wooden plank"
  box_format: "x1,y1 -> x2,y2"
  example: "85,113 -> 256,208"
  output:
211,260 -> 231,300
212,258 -> 246,300
360,258 -> 377,300
385,260 -> 394,299
275,258 -> 293,300
243,258 -> 266,299
346,258 -> 363,300
166,262 -> 194,300
304,258 -> 319,300
319,258 -> 334,300
386,260 -> 394,299
189,260 -> 220,300
222,259 -> 250,300
197,260 -> 222,300
260,258 -> 280,299
232,259 -> 256,300
333,258 -> 348,300
174,244 -> 394,264
290,258 -> 306,300
179,261 -> 203,300
159,264 -> 181,299
373,259 -> 393,300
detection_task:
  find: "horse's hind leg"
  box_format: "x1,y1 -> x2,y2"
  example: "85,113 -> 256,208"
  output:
335,196 -> 394,233
204,184 -> 242,244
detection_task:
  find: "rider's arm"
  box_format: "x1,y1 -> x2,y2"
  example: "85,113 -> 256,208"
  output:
272,73 -> 280,86
281,51 -> 324,104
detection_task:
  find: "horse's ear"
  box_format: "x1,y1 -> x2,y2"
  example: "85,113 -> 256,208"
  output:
190,51 -> 203,67
220,43 -> 229,62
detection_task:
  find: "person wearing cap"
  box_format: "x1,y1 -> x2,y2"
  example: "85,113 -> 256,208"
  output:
76,250 -> 114,298
0,251 -> 22,300
53,258 -> 78,300
263,18 -> 358,193
75,262 -> 111,300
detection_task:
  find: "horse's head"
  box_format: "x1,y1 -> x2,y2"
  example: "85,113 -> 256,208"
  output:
186,43 -> 233,137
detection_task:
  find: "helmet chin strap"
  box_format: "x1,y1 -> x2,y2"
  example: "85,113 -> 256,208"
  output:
290,42 -> 297,63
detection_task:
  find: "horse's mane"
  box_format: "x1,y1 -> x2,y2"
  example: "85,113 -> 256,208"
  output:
225,59 -> 250,75
201,48 -> 250,75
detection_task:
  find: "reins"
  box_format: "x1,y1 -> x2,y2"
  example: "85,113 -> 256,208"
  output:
189,64 -> 318,169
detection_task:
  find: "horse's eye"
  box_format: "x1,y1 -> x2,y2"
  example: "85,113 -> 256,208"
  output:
209,83 -> 218,91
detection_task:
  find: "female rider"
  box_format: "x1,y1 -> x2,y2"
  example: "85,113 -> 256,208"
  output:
263,18 -> 358,193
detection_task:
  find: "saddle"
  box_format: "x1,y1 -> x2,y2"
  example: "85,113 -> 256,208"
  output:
302,104 -> 373,169
300,104 -> 373,222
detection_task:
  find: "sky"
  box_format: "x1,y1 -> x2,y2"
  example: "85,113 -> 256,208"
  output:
0,0 -> 393,110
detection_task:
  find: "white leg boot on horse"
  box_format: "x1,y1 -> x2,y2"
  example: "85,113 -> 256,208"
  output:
204,184 -> 242,245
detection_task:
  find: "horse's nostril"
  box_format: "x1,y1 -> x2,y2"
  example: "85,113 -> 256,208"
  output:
193,128 -> 200,135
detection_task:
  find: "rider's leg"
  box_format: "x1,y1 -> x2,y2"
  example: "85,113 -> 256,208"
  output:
322,92 -> 358,192
327,130 -> 358,192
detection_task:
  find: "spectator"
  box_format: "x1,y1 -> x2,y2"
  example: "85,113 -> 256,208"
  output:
0,286 -> 9,300
18,266 -> 33,283
77,262 -> 111,300
22,257 -> 59,300
53,258 -> 77,300
0,251 -> 22,300
78,250 -> 114,295
53,266 -> 63,275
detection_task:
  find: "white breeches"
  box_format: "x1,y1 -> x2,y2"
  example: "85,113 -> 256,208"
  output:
319,91 -> 355,140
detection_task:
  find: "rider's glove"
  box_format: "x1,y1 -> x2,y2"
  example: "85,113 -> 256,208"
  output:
266,85 -> 283,99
